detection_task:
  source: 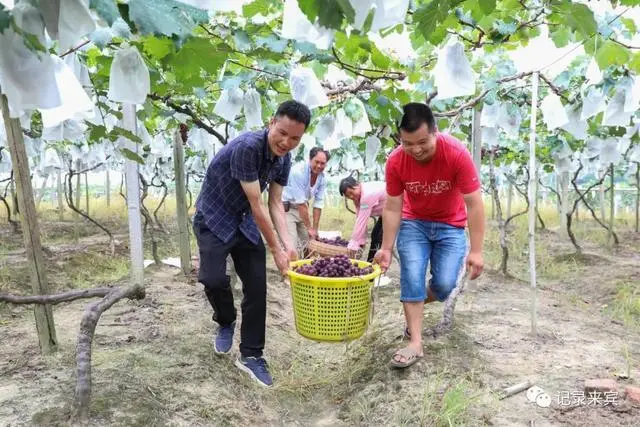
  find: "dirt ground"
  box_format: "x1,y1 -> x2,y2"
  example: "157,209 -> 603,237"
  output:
1,224 -> 640,426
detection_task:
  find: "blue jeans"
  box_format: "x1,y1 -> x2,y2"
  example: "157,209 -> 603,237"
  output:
396,219 -> 467,302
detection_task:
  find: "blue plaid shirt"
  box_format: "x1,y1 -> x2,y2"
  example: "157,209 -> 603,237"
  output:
195,129 -> 291,245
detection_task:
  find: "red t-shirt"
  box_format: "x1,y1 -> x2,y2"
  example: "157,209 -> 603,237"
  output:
385,133 -> 480,227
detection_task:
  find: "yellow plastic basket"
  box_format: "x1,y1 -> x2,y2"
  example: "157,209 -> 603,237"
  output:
286,259 -> 382,342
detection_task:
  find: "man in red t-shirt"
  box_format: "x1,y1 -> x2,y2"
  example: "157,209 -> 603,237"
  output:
374,103 -> 485,369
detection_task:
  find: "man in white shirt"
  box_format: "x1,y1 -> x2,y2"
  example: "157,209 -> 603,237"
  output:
282,147 -> 329,255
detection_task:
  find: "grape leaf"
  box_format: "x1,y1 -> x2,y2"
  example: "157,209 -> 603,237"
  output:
128,0 -> 208,39
550,26 -> 571,48
89,0 -> 121,26
621,17 -> 637,34
169,38 -> 226,82
112,126 -> 143,144
595,40 -> 630,69
297,0 -> 354,29
243,0 -> 271,17
628,52 -> 640,73
142,36 -> 174,60
554,3 -> 596,39
414,0 -> 462,44
479,0 -> 496,15
120,148 -> 145,164
620,0 -> 640,5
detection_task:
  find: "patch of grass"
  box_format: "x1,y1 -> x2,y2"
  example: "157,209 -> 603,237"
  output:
606,281 -> 640,329
0,250 -> 130,295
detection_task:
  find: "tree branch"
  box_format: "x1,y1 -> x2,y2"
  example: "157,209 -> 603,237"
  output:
149,93 -> 226,144
539,74 -> 569,102
60,40 -> 91,58
610,38 -> 640,49
331,46 -> 405,81
73,284 -> 145,423
228,59 -> 286,79
0,287 -> 114,305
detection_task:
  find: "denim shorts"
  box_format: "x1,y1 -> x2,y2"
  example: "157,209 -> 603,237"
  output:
396,219 -> 467,302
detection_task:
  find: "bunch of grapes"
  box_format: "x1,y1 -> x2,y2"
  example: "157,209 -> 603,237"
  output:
293,255 -> 374,278
317,237 -> 349,247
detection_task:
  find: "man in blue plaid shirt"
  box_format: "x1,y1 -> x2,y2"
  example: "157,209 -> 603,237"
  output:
193,100 -> 311,387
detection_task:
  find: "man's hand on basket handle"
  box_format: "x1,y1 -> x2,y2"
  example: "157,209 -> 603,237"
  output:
373,249 -> 391,272
274,248 -> 290,276
307,227 -> 318,240
286,246 -> 298,262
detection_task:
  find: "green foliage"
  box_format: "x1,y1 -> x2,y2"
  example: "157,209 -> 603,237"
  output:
128,0 -> 209,39
167,38 -> 227,87
120,148 -> 145,164
297,0 -> 355,30
595,40 -> 630,69
89,0 -> 121,26
552,2 -> 597,40
243,0 -> 273,17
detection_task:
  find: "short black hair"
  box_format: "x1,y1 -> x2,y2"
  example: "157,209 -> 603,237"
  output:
398,102 -> 436,133
275,100 -> 311,129
339,176 -> 359,196
309,146 -> 330,161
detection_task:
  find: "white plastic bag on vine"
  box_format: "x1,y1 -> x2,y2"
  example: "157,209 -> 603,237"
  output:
289,66 -> 329,110
555,156 -> 574,175
0,2 -> 61,114
584,138 -> 604,158
63,52 -> 91,93
41,124 -> 64,142
314,115 -> 336,140
624,77 -> 640,113
107,46 -> 150,105
292,133 -> 315,160
561,105 -> 588,140
481,126 -> 499,148
480,103 -> 500,128
281,0 -> 334,50
243,88 -> 263,129
313,115 -> 339,151
63,120 -> 87,142
213,87 -> 244,122
334,109 -> 353,141
349,98 -> 372,137
628,144 -> 640,162
58,0 -> 97,51
599,138 -> 621,165
365,135 -> 381,167
433,40 -> 476,100
351,0 -> 410,32
345,152 -> 364,171
40,147 -> 63,172
540,93 -> 569,130
554,141 -> 573,160
585,57 -> 602,86
151,134 -> 169,157
580,86 -> 606,121
40,56 -> 94,128
603,89 -> 633,127
496,105 -> 521,137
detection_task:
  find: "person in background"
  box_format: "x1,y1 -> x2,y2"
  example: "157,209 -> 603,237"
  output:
374,102 -> 485,369
192,100 -> 311,387
281,147 -> 329,256
338,176 -> 386,263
